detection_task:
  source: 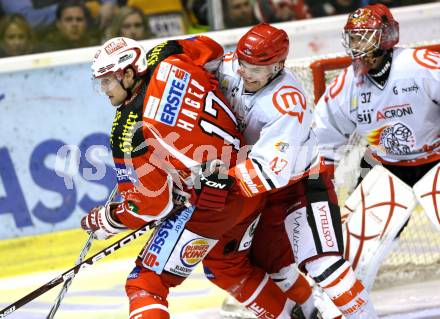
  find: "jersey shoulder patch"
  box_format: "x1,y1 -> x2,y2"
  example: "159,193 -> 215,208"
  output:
218,54 -> 239,79
412,48 -> 440,71
392,48 -> 440,81
223,51 -> 235,62
325,67 -> 351,101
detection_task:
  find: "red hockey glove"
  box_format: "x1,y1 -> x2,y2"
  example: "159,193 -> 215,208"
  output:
81,203 -> 128,240
191,160 -> 235,212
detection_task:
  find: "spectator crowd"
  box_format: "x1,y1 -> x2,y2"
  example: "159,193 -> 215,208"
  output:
0,0 -> 437,58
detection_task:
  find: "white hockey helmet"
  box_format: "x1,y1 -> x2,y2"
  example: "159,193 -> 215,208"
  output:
91,37 -> 148,79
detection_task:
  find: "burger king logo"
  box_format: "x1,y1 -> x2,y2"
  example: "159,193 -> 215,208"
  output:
180,238 -> 210,267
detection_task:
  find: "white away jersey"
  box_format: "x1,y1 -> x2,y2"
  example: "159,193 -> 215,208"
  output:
217,52 -> 318,196
313,47 -> 440,166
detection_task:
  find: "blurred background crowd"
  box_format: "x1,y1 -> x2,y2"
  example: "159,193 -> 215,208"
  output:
0,0 -> 438,58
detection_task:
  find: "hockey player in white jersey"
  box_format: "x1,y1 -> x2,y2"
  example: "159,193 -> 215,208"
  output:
206,23 -> 378,319
313,3 -> 440,297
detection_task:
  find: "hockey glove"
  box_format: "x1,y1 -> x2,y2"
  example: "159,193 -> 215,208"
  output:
191,160 -> 235,212
81,203 -> 128,240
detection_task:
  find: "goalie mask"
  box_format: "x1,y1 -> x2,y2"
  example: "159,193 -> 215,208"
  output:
236,23 -> 289,92
91,37 -> 148,102
342,4 -> 399,74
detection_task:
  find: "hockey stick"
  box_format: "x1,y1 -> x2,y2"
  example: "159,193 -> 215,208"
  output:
0,214 -> 167,318
0,203 -> 194,318
46,184 -> 119,319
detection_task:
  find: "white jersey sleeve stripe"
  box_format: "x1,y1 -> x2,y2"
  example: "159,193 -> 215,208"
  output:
251,158 -> 277,189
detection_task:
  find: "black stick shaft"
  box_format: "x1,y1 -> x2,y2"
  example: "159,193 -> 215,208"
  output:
0,224 -> 150,318
46,185 -> 118,319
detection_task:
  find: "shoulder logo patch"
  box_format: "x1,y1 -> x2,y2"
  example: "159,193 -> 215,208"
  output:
413,49 -> 440,70
272,85 -> 307,123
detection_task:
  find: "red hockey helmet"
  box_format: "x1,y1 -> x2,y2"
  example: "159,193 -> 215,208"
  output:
236,23 -> 289,65
343,4 -> 399,58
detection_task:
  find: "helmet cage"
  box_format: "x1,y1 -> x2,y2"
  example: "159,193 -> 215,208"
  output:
342,28 -> 382,58
342,5 -> 399,59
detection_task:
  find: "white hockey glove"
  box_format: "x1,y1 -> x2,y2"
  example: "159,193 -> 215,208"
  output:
81,203 -> 128,240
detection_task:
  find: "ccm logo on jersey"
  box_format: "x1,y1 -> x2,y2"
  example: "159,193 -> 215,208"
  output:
238,215 -> 260,251
127,266 -> 141,279
275,141 -> 289,152
272,86 -> 307,123
155,65 -> 190,126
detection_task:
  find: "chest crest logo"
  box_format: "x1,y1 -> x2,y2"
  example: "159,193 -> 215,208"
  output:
272,86 -> 307,123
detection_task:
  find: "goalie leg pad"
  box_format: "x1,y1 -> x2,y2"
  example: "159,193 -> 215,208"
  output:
413,162 -> 440,232
342,165 -> 417,290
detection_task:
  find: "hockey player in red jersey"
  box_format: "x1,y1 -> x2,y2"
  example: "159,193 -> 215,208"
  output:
81,35 -> 313,319
209,23 -> 378,319
313,3 -> 440,305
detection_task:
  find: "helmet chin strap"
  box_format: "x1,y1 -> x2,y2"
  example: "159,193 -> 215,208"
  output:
121,80 -> 133,101
118,66 -> 144,101
269,62 -> 284,81
119,75 -> 143,102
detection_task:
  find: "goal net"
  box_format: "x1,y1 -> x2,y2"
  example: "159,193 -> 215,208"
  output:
286,43 -> 440,289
